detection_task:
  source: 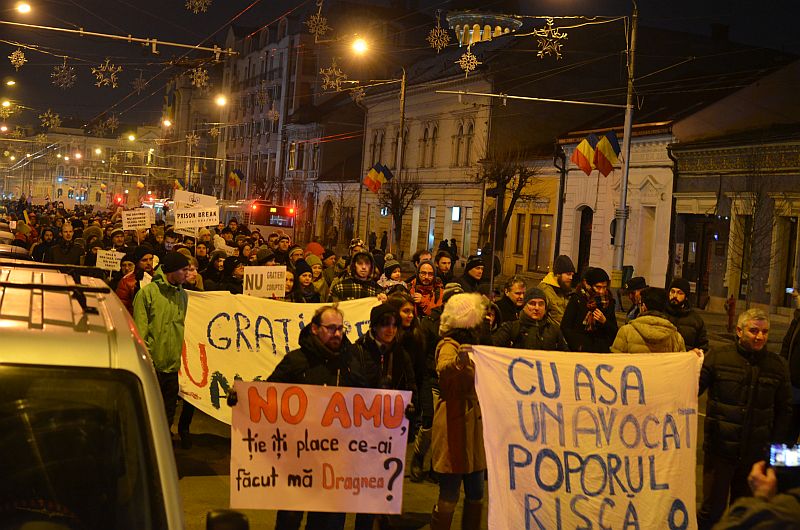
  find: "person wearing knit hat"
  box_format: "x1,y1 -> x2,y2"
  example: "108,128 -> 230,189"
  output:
492,286 -> 567,351
218,256 -> 245,294
132,248 -> 189,431
287,244 -> 304,268
304,254 -> 328,297
255,245 -> 276,266
116,244 -> 155,314
430,292 -> 487,528
289,259 -> 321,303
665,277 -> 709,353
457,255 -> 484,293
202,249 -> 228,290
378,258 -> 405,290
537,255 -> 577,325
561,267 -> 618,353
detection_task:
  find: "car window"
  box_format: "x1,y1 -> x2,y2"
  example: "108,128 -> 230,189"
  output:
0,365 -> 168,530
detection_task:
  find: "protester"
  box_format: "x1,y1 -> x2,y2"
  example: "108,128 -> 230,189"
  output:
430,293 -> 487,529
779,290 -> 800,443
666,277 -> 710,353
202,249 -> 227,291
378,258 -> 406,293
713,461 -> 800,528
274,234 -> 291,265
492,287 -> 568,351
289,259 -> 320,303
624,276 -> 648,322
697,308 -> 793,529
434,250 -> 454,285
537,254 -> 575,325
305,253 -> 328,300
45,222 -> 82,265
218,256 -> 244,294
409,260 -> 443,316
30,226 -> 55,262
495,276 -> 527,323
561,267 -> 618,352
611,287 -> 686,353
457,255 -> 484,293
116,244 -> 155,314
328,250 -> 385,302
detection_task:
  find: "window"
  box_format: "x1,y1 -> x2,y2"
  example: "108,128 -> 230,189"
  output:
464,123 -> 474,166
527,214 -> 554,272
514,213 -> 525,254
429,126 -> 438,167
288,142 -> 296,170
380,207 -> 390,217
451,206 -> 461,222
454,125 -> 464,166
296,142 -> 305,170
312,144 -> 320,170
420,127 -> 429,168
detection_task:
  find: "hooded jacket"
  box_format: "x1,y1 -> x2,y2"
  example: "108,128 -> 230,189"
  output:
132,267 -> 188,373
537,272 -> 571,325
665,300 -> 709,353
267,325 -> 361,387
610,312 -> 686,353
351,331 -> 417,396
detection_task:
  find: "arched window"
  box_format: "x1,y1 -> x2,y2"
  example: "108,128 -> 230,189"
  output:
420,127 -> 429,168
401,126 -> 409,169
454,124 -> 464,167
430,126 -> 438,167
464,122 -> 474,166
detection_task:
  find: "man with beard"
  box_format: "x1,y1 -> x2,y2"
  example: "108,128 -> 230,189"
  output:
434,250 -> 454,284
496,276 -> 527,323
194,241 -> 210,270
665,277 -> 709,353
268,305 -> 364,530
45,222 -> 83,265
109,228 -> 130,254
328,250 -> 385,302
116,244 -> 155,314
409,260 -> 443,316
274,234 -> 291,265
492,287 -> 568,351
537,255 -> 576,325
561,267 -> 618,353
31,226 -> 55,262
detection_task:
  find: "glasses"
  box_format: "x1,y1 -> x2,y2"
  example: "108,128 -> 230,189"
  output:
319,324 -> 345,334
418,271 -> 434,277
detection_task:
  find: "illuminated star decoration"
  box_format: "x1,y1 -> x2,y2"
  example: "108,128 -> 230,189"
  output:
10,127 -> 24,139
320,59 -> 348,91
304,0 -> 331,39
456,46 -> 481,77
106,114 -> 120,133
92,58 -> 123,88
427,10 -> 450,53
51,58 -> 76,89
8,48 -> 26,71
533,18 -> 568,59
131,72 -> 148,94
256,81 -> 269,108
349,86 -> 365,104
208,126 -> 220,138
39,109 -> 61,130
186,132 -> 200,147
90,120 -> 108,137
35,133 -> 48,145
109,154 -> 119,165
185,0 -> 211,14
189,67 -> 209,88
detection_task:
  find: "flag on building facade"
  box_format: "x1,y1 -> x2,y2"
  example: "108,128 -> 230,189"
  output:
136,180 -> 145,189
174,178 -> 185,191
363,163 -> 394,193
570,133 -> 599,176
594,131 -> 622,177
228,169 -> 244,189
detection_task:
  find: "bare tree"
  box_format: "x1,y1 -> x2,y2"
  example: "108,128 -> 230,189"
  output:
378,172 -> 422,244
475,147 -> 542,251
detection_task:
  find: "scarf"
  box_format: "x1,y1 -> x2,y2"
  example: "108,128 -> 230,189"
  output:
577,283 -> 610,332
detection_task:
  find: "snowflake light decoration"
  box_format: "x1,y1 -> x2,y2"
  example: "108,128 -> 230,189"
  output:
35,133 -> 48,145
109,154 -> 119,165
51,58 -> 76,89
185,0 -> 211,14
208,126 -> 220,138
533,18 -> 568,59
304,0 -> 331,39
189,67 -> 209,88
427,11 -> 450,53
256,81 -> 269,108
39,109 -> 61,130
10,127 -> 24,139
8,48 -> 26,71
105,114 -> 119,133
0,105 -> 14,119
90,120 -> 108,137
131,72 -> 147,94
349,87 -> 365,104
267,103 -> 280,123
456,47 -> 481,77
186,132 -> 200,147
320,59 -> 348,91
92,58 -> 123,88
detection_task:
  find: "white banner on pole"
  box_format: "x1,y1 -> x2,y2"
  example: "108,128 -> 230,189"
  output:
471,346 -> 702,530
230,381 -> 410,514
174,190 -> 218,209
122,208 -> 155,231
243,266 -> 286,298
179,293 -> 379,424
95,249 -> 126,271
174,207 -> 219,229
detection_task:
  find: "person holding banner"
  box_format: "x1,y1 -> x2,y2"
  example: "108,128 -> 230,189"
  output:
430,293 -> 487,530
560,267 -> 618,353
610,287 -> 686,354
267,305 -> 363,530
491,287 -> 568,351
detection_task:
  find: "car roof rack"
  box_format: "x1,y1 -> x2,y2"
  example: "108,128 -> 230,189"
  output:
0,259 -> 108,282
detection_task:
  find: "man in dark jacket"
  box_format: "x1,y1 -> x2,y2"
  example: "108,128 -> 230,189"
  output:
560,267 -> 618,353
698,308 -> 793,529
779,290 -> 800,443
267,305 -> 362,530
457,255 -> 484,293
492,287 -> 568,351
495,276 -> 527,323
666,277 -> 710,353
45,222 -> 83,265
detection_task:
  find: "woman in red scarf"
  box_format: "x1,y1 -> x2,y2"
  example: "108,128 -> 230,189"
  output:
561,266 -> 618,352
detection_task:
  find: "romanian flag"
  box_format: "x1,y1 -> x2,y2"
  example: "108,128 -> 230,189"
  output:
570,133 -> 599,176
136,180 -> 145,189
174,178 -> 185,191
228,169 -> 244,189
594,131 -> 621,177
363,163 -> 394,193
100,183 -> 107,191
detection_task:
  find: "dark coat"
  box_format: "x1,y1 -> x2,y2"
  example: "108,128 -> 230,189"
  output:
495,296 -> 522,324
780,308 -> 800,389
267,325 -> 361,387
45,241 -> 83,265
492,312 -> 568,351
560,293 -> 618,353
457,273 -> 481,294
351,332 -> 417,397
665,301 -> 709,352
699,341 -> 793,462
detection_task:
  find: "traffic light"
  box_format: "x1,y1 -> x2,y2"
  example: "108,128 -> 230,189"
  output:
288,207 -> 295,215
114,194 -> 124,205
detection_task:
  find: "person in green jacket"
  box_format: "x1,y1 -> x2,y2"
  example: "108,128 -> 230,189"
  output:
133,251 -> 191,427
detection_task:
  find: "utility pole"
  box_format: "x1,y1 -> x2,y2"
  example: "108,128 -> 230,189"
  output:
391,67 -> 407,252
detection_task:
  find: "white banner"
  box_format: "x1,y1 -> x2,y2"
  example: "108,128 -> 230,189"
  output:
243,266 -> 286,298
122,208 -> 155,231
230,381 -> 410,514
174,207 -> 219,229
180,293 -> 379,424
174,190 -> 217,209
95,249 -> 125,271
471,346 -> 702,530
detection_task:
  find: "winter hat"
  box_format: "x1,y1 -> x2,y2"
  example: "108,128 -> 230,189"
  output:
161,251 -> 190,273
305,241 -> 324,258
442,282 -> 464,303
256,246 -> 275,264
235,234 -> 248,245
82,225 -> 103,243
177,248 -> 193,259
323,249 -> 336,261
294,259 -> 313,278
223,256 -> 242,275
583,267 -> 610,286
625,276 -> 648,291
288,245 -> 304,260
670,277 -> 691,296
553,255 -> 576,274
370,303 -> 398,328
278,234 -> 291,243
524,287 -> 547,305
464,255 -> 484,274
110,228 -> 124,238
439,293 -> 486,335
209,249 -> 228,264
305,253 -> 323,270
641,287 -> 667,313
133,243 -> 154,262
383,259 -> 401,276
198,228 -> 211,239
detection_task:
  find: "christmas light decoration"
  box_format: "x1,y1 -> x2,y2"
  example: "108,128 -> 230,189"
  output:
92,58 -> 123,88
51,58 -> 76,89
8,48 -> 26,71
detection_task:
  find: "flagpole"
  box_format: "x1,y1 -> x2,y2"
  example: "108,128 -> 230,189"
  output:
611,1 -> 637,289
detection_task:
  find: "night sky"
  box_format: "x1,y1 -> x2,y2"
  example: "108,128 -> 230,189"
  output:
1,0 -> 797,129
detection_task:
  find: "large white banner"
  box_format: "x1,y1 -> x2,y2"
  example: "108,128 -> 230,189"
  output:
471,346 -> 702,530
230,381 -> 410,514
180,292 -> 379,424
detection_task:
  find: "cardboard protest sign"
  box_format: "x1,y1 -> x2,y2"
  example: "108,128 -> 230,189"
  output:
174,207 -> 219,229
243,266 -> 286,298
174,190 -> 218,209
95,249 -> 126,271
230,381 -> 410,514
180,293 -> 379,424
471,346 -> 702,530
122,208 -> 155,231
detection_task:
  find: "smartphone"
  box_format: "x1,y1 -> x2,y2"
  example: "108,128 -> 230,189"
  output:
769,443 -> 800,490
786,287 -> 795,294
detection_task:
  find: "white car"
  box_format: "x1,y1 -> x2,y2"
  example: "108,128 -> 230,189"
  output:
0,230 -> 14,244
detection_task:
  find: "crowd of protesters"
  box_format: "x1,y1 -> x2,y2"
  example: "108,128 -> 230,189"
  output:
3,197 -> 799,529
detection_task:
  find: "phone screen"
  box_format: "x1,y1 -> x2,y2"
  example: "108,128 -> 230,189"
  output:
770,444 -> 800,467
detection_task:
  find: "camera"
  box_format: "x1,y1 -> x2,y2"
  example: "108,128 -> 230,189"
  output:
770,443 -> 800,490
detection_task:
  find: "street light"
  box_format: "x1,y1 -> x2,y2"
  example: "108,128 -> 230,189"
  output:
127,134 -> 136,141
351,37 -> 368,55
214,95 -> 227,107
162,118 -> 172,127
15,2 -> 31,14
